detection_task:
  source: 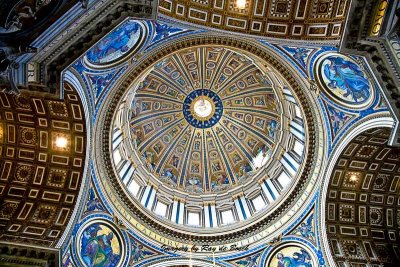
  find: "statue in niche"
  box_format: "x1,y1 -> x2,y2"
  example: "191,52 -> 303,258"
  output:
0,0 -> 54,33
0,45 -> 37,95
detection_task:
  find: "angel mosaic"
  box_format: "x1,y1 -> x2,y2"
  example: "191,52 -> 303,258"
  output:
235,254 -> 259,267
130,239 -> 153,263
86,188 -> 105,212
292,215 -> 314,240
236,164 -> 253,180
130,129 -> 143,147
142,151 -> 155,172
211,174 -> 230,191
267,120 -> 278,140
160,168 -> 177,185
283,47 -> 310,68
329,107 -> 350,135
186,176 -> 204,193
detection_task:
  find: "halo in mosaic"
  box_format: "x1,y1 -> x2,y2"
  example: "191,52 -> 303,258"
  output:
315,53 -> 373,108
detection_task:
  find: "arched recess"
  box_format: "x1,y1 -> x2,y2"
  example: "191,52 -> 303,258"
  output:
0,82 -> 87,248
321,119 -> 400,266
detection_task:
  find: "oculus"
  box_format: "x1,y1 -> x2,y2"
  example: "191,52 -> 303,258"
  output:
183,89 -> 223,128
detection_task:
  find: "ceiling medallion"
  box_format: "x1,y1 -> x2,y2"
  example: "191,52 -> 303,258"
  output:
183,89 -> 222,128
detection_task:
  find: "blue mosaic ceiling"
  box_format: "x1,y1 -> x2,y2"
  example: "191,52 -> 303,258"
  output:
128,46 -> 284,193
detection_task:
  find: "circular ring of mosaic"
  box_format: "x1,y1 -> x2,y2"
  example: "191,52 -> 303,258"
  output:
183,89 -> 222,128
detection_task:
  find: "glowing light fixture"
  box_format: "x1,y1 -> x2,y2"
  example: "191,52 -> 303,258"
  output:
193,97 -> 213,118
55,136 -> 68,149
349,174 -> 358,183
236,0 -> 246,9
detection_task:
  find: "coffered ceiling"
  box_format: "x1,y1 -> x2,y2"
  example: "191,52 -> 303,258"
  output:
159,0 -> 349,40
0,82 -> 86,247
326,128 -> 400,266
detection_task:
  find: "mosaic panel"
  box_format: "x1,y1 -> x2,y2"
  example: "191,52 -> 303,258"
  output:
315,53 -> 373,109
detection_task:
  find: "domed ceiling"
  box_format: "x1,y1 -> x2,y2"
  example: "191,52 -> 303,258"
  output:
128,46 -> 282,194
106,40 -> 318,239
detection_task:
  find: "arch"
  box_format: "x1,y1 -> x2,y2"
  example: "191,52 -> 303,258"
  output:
319,116 -> 397,266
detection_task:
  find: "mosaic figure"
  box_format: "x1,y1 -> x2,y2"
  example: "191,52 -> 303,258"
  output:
62,250 -> 73,267
131,129 -> 142,147
267,120 -> 278,139
275,249 -> 312,267
171,155 -> 180,168
86,188 -> 104,212
88,73 -> 114,98
152,22 -> 184,43
143,151 -> 155,172
329,107 -> 350,135
186,176 -> 203,193
87,21 -> 141,64
283,46 -> 310,68
258,145 -> 269,156
80,223 -> 121,267
160,168 -> 177,184
269,246 -> 313,267
292,215 -> 314,240
212,174 -> 229,191
321,55 -> 370,104
236,254 -> 259,267
130,239 -> 153,263
237,164 -> 253,180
